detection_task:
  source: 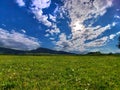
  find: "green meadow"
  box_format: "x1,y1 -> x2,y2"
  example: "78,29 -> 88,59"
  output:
0,55 -> 120,90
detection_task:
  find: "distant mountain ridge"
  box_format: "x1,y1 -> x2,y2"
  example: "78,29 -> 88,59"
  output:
0,47 -> 73,55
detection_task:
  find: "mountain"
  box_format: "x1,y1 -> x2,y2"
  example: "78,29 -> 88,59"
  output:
30,48 -> 73,54
0,47 -> 73,55
0,47 -> 25,54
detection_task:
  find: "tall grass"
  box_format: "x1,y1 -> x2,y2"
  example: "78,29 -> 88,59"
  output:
0,55 -> 120,90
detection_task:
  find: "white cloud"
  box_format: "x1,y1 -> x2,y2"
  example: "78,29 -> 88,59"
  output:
21,29 -> 26,33
30,0 -> 53,27
61,0 -> 113,24
16,0 -> 57,27
49,38 -> 55,40
86,36 -> 108,47
0,28 -> 40,50
2,24 -> 6,27
112,22 -> 117,27
46,26 -> 60,36
116,9 -> 120,11
85,24 -> 111,40
16,0 -> 25,7
117,31 -> 120,35
109,31 -> 120,40
32,0 -> 51,9
44,33 -> 50,37
114,15 -> 120,19
109,34 -> 116,40
49,14 -> 56,22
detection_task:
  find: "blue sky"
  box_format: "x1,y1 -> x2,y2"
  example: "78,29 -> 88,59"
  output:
0,0 -> 120,53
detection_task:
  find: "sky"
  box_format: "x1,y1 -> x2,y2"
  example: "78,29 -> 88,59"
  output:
0,0 -> 120,53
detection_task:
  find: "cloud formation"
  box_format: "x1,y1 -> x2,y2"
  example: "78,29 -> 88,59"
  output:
19,0 -> 60,27
15,0 -> 119,53
53,0 -> 119,52
0,28 -> 40,50
30,0 -> 52,27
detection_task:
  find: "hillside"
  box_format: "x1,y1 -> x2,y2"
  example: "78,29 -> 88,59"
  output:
0,47 -> 72,55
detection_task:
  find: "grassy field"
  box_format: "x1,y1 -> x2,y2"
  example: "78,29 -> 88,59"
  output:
0,55 -> 120,90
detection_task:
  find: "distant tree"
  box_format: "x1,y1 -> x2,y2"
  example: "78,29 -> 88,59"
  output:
87,51 -> 102,55
117,36 -> 120,49
108,52 -> 113,55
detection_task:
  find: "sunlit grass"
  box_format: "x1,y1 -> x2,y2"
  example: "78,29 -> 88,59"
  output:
0,55 -> 120,90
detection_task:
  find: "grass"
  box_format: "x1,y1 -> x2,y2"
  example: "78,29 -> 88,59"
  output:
0,55 -> 120,90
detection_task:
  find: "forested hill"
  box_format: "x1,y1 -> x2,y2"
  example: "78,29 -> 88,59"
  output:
0,47 -> 73,55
